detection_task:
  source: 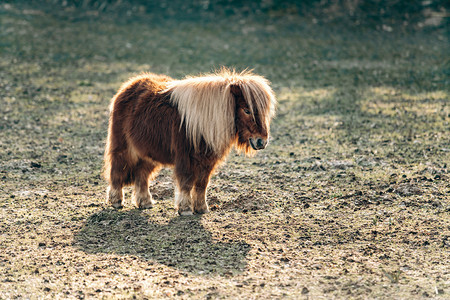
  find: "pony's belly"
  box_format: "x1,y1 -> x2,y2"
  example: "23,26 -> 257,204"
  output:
126,137 -> 174,166
144,150 -> 174,166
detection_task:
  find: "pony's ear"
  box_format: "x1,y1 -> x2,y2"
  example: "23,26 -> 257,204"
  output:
230,84 -> 243,98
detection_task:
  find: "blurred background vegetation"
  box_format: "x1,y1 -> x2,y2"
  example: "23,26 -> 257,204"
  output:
6,0 -> 449,30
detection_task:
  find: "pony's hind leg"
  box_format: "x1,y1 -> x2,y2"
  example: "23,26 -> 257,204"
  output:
133,160 -> 159,209
106,152 -> 129,209
107,185 -> 124,209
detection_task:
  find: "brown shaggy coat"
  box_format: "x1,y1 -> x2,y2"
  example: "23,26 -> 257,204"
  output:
104,69 -> 276,215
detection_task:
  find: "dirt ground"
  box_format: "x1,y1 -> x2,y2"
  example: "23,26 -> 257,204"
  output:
0,2 -> 449,299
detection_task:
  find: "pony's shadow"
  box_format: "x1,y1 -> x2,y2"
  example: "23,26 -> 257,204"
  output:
73,209 -> 250,275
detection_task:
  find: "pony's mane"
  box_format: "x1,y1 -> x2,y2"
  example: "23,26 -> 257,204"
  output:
163,68 -> 276,153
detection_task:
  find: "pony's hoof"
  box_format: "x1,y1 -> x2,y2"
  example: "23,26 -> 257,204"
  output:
194,207 -> 210,214
137,202 -> 153,209
111,202 -> 123,209
178,209 -> 193,216
134,195 -> 155,209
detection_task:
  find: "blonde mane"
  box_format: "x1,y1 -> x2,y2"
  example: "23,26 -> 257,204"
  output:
164,68 -> 276,153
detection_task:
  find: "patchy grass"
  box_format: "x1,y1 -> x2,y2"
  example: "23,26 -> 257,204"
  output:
0,2 -> 449,299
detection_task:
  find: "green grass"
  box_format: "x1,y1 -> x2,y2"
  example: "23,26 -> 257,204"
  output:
0,2 -> 449,299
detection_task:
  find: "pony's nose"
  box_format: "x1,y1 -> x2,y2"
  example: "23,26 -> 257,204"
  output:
256,138 -> 267,149
249,137 -> 267,150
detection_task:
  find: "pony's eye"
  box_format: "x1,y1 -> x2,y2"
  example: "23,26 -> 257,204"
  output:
243,108 -> 251,115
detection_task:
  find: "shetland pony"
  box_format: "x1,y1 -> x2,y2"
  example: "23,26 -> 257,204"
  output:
103,68 -> 276,215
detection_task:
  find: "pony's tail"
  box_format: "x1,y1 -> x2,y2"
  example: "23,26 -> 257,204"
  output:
103,145 -> 112,181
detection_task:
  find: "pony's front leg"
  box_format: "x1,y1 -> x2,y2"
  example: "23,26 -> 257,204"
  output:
193,186 -> 209,214
174,167 -> 195,216
192,168 -> 213,214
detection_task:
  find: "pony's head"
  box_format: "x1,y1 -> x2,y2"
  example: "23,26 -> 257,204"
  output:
165,68 -> 276,155
228,72 -> 276,155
